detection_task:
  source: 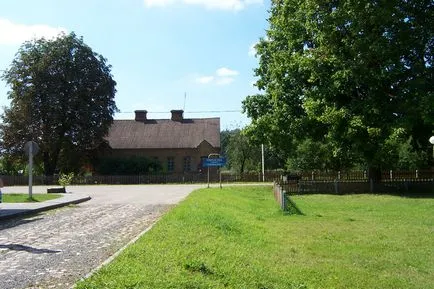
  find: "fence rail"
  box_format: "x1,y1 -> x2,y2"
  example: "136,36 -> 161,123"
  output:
277,170 -> 434,195
0,171 -> 281,186
296,170 -> 434,181
274,172 -> 434,211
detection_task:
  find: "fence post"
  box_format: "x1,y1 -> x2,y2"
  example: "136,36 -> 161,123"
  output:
311,171 -> 315,181
390,170 -> 393,180
338,171 -> 341,180
370,178 -> 374,193
334,179 -> 340,194
416,170 -> 419,179
363,170 -> 367,179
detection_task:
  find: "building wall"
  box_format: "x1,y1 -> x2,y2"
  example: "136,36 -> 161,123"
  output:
105,145 -> 220,173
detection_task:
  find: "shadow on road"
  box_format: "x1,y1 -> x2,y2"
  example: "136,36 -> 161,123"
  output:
0,243 -> 61,254
0,216 -> 44,230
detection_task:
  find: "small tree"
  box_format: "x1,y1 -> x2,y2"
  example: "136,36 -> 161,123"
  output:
58,172 -> 75,189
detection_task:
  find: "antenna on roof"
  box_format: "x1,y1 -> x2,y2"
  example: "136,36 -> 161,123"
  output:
183,92 -> 187,111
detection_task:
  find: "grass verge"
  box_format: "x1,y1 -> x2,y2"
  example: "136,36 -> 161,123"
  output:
2,193 -> 61,203
75,186 -> 434,289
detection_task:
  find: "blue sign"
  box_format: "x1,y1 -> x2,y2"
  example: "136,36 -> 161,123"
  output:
203,157 -> 227,167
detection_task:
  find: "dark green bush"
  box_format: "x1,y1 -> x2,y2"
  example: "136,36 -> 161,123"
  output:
95,156 -> 162,175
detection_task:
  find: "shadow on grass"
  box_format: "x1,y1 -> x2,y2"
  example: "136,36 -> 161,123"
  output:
284,195 -> 304,215
382,191 -> 434,199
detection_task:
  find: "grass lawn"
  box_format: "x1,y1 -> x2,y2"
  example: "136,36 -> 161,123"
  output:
2,193 -> 61,203
75,186 -> 434,289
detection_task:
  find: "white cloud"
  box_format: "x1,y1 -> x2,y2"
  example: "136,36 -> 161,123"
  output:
0,18 -> 67,45
195,67 -> 239,85
144,0 -> 262,11
216,67 -> 239,77
196,76 -> 214,84
248,42 -> 257,57
216,77 -> 235,85
144,0 -> 176,7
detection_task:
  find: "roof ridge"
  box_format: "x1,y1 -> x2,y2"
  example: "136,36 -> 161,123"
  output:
113,118 -> 220,121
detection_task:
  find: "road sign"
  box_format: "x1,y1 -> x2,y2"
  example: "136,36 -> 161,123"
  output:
203,157 -> 227,167
24,141 -> 39,156
24,141 -> 39,199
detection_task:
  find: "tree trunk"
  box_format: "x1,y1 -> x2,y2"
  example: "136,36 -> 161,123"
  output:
43,152 -> 56,176
368,166 -> 382,183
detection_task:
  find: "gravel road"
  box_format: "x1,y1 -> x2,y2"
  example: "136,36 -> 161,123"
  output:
0,185 -> 203,289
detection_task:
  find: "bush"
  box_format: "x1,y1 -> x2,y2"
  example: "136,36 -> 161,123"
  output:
58,172 -> 75,187
95,156 -> 162,175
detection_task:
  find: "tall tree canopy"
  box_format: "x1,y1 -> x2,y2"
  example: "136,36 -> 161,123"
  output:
1,32 -> 118,175
243,0 -> 433,172
221,129 -> 284,174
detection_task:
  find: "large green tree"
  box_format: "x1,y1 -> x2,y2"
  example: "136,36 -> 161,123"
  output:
1,33 -> 117,175
221,129 -> 284,173
223,129 -> 260,173
243,0 -> 433,173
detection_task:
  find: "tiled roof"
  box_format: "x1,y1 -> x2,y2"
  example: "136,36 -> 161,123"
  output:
105,118 -> 220,149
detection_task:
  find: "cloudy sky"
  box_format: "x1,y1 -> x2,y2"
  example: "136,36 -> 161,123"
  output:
0,0 -> 270,129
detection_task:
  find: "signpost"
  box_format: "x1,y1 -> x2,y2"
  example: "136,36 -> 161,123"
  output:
202,158 -> 227,167
24,141 -> 39,199
203,155 -> 226,188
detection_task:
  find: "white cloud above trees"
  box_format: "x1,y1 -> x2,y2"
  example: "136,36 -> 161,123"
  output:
248,42 -> 257,56
195,67 -> 239,85
144,0 -> 263,11
216,67 -> 239,77
0,18 -> 67,45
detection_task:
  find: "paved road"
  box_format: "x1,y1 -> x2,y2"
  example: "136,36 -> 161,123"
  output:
0,185 -> 203,289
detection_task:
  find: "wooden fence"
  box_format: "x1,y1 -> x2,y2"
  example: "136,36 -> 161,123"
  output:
0,171 -> 281,186
278,170 -> 434,195
296,170 -> 434,181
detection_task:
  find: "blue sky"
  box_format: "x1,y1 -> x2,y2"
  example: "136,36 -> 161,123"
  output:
0,0 -> 270,130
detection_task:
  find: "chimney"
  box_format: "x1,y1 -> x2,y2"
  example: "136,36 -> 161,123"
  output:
171,110 -> 184,122
135,110 -> 147,122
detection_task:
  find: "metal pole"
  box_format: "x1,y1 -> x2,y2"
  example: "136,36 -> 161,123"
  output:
219,168 -> 222,189
207,166 -> 210,188
28,144 -> 33,199
261,144 -> 265,182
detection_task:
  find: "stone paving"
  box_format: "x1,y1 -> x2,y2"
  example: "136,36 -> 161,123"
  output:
0,185 -> 202,289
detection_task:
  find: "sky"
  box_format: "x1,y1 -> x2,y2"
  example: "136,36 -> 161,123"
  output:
0,0 -> 271,130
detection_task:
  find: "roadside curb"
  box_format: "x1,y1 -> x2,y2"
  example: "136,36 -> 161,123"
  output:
0,195 -> 91,221
74,221 -> 157,287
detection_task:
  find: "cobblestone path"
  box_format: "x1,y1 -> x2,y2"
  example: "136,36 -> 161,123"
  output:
0,202 -> 170,289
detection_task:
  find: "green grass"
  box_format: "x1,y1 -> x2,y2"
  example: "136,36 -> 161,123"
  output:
2,193 -> 61,203
75,186 -> 434,289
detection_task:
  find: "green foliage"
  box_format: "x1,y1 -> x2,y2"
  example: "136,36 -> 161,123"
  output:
76,186 -> 434,289
58,172 -> 75,187
0,32 -> 118,176
0,155 -> 24,175
95,156 -> 162,175
223,129 -> 260,173
286,139 -> 330,171
3,193 -> 61,203
243,0 -> 434,171
222,129 -> 284,174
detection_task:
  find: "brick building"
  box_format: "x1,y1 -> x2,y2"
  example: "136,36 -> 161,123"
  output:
103,109 -> 220,173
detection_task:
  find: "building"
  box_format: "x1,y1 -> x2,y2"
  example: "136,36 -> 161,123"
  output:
103,109 -> 221,173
